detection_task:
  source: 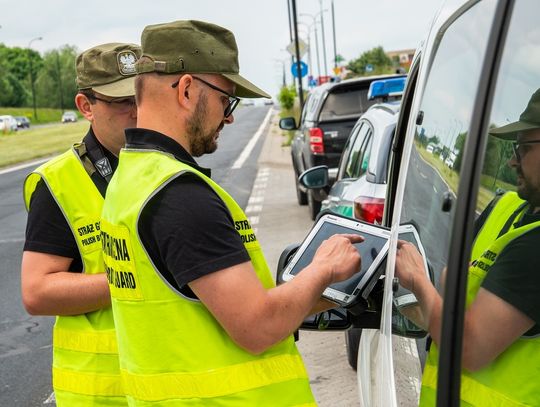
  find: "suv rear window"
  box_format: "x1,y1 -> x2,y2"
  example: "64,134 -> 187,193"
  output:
319,87 -> 375,121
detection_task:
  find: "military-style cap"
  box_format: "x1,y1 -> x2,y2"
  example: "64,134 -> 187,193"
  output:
76,43 -> 142,97
137,20 -> 270,99
490,88 -> 540,140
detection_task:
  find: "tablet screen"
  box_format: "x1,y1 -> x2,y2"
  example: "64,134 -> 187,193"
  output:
288,221 -> 389,297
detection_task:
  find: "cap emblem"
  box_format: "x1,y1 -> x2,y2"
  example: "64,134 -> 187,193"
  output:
118,51 -> 137,75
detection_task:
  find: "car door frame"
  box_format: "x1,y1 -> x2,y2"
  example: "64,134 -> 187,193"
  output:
435,0 -> 514,405
384,0 -> 515,404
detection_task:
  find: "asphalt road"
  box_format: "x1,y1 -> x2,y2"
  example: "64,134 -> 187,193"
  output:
400,145 -> 452,285
0,105 -> 271,406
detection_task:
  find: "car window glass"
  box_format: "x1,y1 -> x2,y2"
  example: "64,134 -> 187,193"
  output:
304,91 -> 321,122
390,1 -> 497,405
399,0 -> 495,279
352,129 -> 373,179
479,1 -> 539,212
319,88 -> 376,120
343,123 -> 370,179
337,122 -> 362,180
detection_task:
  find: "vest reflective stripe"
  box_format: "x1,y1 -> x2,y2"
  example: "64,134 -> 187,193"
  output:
120,354 -> 307,401
422,363 -> 527,407
419,192 -> 540,406
24,147 -> 126,405
101,148 -> 314,405
53,326 -> 118,354
53,367 -> 124,397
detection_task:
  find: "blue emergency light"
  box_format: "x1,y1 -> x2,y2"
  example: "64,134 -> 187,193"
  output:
368,77 -> 407,100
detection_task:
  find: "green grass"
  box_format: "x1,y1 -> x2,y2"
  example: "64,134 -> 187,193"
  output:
416,144 -> 516,212
0,121 -> 89,168
0,107 -> 80,125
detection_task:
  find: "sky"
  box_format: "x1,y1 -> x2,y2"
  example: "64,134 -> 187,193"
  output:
0,0 -> 443,99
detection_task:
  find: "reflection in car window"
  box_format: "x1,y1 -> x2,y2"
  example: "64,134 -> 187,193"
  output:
479,0 -> 540,212
400,1 -> 496,279
337,123 -> 362,180
344,123 -> 370,179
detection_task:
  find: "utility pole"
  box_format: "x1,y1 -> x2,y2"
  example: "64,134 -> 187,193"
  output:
290,0 -> 304,109
319,0 -> 328,77
28,37 -> 43,121
331,0 -> 338,69
286,0 -> 295,81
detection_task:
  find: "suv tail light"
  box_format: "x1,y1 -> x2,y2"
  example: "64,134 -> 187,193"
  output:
353,196 -> 385,224
309,128 -> 325,154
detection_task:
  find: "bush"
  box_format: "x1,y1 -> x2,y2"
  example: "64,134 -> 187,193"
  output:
278,85 -> 296,110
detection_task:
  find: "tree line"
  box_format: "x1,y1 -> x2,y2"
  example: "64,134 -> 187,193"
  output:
0,44 -> 79,110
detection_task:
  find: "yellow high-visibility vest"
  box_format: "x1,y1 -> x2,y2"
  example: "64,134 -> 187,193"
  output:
101,147 -> 316,406
24,146 -> 126,406
420,192 -> 540,406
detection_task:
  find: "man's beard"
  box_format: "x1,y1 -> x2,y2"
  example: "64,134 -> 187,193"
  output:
187,93 -> 223,157
516,166 -> 540,207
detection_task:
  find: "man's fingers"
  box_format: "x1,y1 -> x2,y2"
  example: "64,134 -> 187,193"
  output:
339,234 -> 365,243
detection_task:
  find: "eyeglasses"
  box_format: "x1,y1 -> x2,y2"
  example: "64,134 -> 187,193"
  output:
171,76 -> 240,118
91,95 -> 136,113
512,139 -> 540,161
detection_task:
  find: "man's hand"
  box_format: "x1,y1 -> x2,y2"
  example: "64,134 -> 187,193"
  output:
395,240 -> 429,292
311,234 -> 364,285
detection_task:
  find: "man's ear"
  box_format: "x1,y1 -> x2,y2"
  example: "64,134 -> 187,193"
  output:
75,93 -> 94,121
175,75 -> 194,109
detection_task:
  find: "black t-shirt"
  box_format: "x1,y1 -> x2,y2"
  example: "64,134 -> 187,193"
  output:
127,129 -> 251,299
24,128 -> 118,272
480,206 -> 540,337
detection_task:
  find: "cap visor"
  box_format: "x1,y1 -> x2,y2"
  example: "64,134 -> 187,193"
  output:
489,120 -> 540,140
92,77 -> 136,98
223,73 -> 271,99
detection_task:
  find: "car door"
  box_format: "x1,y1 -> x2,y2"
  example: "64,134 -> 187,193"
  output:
359,0 -> 499,405
364,0 -> 539,406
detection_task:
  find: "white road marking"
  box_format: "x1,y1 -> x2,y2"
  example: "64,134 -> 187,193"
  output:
43,392 -> 55,404
0,238 -> 25,244
231,109 -> 273,169
0,157 -> 50,175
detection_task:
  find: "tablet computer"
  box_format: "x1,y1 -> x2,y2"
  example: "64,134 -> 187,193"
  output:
281,213 -> 391,307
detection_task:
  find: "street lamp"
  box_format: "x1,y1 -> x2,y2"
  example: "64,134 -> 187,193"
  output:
319,0 -> 329,77
300,12 -> 326,81
297,24 -> 312,81
28,36 -> 43,121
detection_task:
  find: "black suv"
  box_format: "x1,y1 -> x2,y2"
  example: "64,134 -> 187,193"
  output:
280,74 -> 406,219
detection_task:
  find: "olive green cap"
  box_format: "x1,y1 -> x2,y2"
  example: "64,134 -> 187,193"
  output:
76,43 -> 142,97
490,88 -> 540,140
137,20 -> 270,99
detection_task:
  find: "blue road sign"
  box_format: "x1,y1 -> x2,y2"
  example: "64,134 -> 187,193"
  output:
291,61 -> 308,78
365,64 -> 374,73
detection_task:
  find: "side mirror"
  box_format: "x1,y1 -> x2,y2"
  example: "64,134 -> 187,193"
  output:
300,308 -> 351,331
298,166 -> 329,189
279,117 -> 297,130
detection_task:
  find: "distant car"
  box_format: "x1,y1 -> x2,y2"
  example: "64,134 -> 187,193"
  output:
426,143 -> 435,153
14,116 -> 31,129
279,73 -> 406,220
0,115 -> 19,132
264,99 -> 274,106
61,111 -> 78,123
242,100 -> 255,106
